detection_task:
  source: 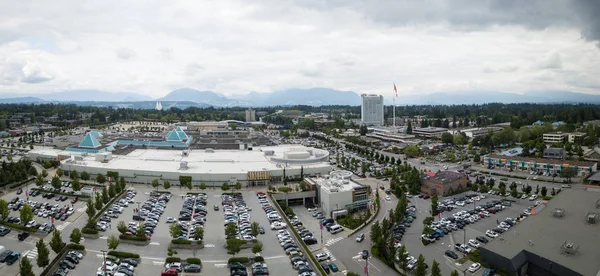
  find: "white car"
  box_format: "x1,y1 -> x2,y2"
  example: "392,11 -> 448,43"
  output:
468,239 -> 480,248
307,207 -> 317,212
271,222 -> 286,230
456,201 -> 465,206
468,262 -> 481,272
486,230 -> 498,238
315,253 -> 330,261
385,196 -> 391,201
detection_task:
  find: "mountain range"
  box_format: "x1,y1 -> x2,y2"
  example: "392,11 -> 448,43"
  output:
0,88 -> 599,107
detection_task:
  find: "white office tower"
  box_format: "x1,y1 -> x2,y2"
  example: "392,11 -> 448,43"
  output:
361,94 -> 384,126
155,101 -> 163,111
245,108 -> 256,122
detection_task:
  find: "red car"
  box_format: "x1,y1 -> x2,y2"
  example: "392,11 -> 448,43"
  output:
423,195 -> 431,199
161,268 -> 178,276
71,197 -> 78,204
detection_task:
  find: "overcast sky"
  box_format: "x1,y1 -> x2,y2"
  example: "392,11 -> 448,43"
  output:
1,0 -> 600,98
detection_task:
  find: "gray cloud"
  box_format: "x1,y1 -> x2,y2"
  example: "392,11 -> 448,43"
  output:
115,47 -> 136,60
21,61 -> 53,83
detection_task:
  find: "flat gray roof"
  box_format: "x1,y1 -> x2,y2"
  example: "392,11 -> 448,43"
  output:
587,172 -> 600,182
483,189 -> 600,276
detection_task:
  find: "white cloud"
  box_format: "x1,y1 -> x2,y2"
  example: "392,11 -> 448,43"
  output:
0,0 -> 599,98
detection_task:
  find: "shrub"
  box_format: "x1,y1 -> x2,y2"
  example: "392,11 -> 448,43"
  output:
81,228 -> 98,235
542,196 -> 553,200
197,240 -> 203,245
254,256 -> 264,262
186,258 -> 202,266
0,221 -> 38,232
171,239 -> 192,244
119,235 -> 148,241
107,251 -> 140,259
66,243 -> 85,250
228,257 -> 250,264
165,257 -> 181,263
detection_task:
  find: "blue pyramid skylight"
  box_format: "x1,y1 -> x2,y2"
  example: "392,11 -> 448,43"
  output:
89,131 -> 103,139
166,130 -> 183,141
79,132 -> 102,148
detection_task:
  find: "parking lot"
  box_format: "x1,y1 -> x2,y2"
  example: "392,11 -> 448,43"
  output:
401,191 -> 535,275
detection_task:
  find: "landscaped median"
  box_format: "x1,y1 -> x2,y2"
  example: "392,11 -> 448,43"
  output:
0,220 -> 38,233
81,227 -> 100,239
170,239 -> 204,249
347,193 -> 381,238
30,187 -> 91,199
82,189 -> 127,238
107,251 -> 141,262
163,257 -> 203,266
119,234 -> 151,245
268,192 -> 328,276
39,243 -> 86,276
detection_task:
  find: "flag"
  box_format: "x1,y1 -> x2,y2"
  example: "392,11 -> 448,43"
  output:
364,264 -> 369,274
393,83 -> 397,97
320,222 -> 323,230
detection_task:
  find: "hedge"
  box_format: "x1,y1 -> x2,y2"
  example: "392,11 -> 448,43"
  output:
171,239 -> 193,244
186,258 -> 202,266
66,243 -> 85,250
228,257 -> 249,264
81,228 -> 98,234
119,235 -> 148,241
152,191 -> 172,194
8,177 -> 35,189
254,256 -> 264,262
348,195 -> 381,237
165,257 -> 181,263
30,188 -> 91,199
107,251 -> 140,259
542,196 -> 553,200
197,240 -> 203,244
185,192 -> 207,195
268,193 -> 327,276
0,220 -> 38,232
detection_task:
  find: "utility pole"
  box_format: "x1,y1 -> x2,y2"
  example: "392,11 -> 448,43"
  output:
101,250 -> 107,276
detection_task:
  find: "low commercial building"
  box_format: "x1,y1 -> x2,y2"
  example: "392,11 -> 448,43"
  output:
420,171 -> 468,196
543,148 -> 565,159
480,189 -> 600,276
461,127 -> 503,138
307,170 -> 372,217
543,132 -> 567,144
567,132 -> 586,144
412,127 -> 448,139
482,154 -> 597,177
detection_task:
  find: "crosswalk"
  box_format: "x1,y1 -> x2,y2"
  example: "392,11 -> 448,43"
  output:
24,248 -> 38,260
341,270 -> 348,275
56,221 -> 71,231
322,247 -> 336,262
325,237 -> 345,246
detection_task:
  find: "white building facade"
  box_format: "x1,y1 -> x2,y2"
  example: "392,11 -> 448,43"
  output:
361,94 -> 384,126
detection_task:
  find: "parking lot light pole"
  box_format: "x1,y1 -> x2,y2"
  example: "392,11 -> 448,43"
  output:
136,202 -> 141,216
101,250 -> 107,276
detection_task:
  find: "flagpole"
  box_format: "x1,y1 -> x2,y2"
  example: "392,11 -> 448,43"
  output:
393,87 -> 396,128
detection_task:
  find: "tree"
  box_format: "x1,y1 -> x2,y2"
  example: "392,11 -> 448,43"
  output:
86,199 -> 96,218
221,182 -> 231,192
101,186 -> 109,203
431,195 -> 439,215
0,199 -> 9,220
414,254 -> 428,276
169,223 -> 182,238
117,221 -> 127,234
199,182 -> 207,191
560,167 -> 577,182
35,239 -> 50,268
107,235 -> 120,250
541,186 -> 548,197
347,273 -> 360,276
406,121 -> 413,134
535,184 -> 540,194
35,173 -> 45,187
441,132 -> 454,144
49,229 -> 64,253
167,246 -> 178,257
42,169 -> 48,178
20,204 -> 34,225
396,245 -> 408,272
119,176 -> 126,191
151,179 -> 160,190
163,180 -> 171,190
19,257 -> 34,276
56,168 -> 64,178
108,183 -> 116,197
252,240 -> 263,254
80,171 -> 90,181
71,178 -> 81,191
96,174 -> 106,184
226,238 -> 245,256
193,226 -> 204,241
136,225 -> 146,237
234,182 -> 242,192
69,228 -> 82,244
430,260 -> 441,276
250,221 -> 260,237
451,270 -> 460,276
51,175 -> 61,189
225,223 -> 238,239
70,170 -> 79,180
551,187 -> 556,196
95,194 -> 103,210
403,145 -> 420,158
510,187 -> 518,198
453,134 -> 467,145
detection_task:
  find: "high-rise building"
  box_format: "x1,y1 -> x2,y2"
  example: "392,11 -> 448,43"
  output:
361,94 -> 384,126
245,108 -> 256,122
155,101 -> 163,111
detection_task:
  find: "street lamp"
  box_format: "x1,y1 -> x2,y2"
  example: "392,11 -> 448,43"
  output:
101,250 -> 108,276
136,202 -> 141,217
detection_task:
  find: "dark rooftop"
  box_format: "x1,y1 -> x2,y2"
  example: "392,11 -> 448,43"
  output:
482,189 -> 600,276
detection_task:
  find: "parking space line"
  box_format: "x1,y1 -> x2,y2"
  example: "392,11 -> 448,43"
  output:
149,242 -> 160,245
204,244 -> 216,247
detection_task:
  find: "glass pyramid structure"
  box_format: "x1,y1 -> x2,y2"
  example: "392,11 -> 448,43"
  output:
166,127 -> 189,141
79,132 -> 102,148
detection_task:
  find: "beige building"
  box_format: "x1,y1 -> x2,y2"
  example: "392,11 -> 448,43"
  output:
245,108 -> 256,122
567,132 -> 586,144
543,132 -> 566,144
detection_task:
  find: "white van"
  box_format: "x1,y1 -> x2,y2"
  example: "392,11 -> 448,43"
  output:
329,225 -> 344,234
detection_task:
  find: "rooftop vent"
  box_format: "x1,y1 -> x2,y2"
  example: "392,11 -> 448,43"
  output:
552,208 -> 565,218
560,241 -> 579,256
586,212 -> 598,224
